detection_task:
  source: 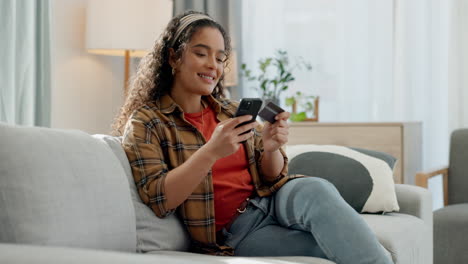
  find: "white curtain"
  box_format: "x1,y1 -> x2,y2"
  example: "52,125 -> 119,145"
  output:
0,0 -> 52,126
448,0 -> 468,132
241,0 -> 468,209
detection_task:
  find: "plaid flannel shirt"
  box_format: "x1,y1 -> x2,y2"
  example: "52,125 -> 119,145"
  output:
122,94 -> 296,254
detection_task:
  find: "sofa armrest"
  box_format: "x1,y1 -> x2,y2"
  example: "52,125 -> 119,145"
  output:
416,166 -> 449,206
394,184 -> 433,226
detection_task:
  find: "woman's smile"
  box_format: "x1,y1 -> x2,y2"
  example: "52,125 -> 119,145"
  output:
197,72 -> 216,84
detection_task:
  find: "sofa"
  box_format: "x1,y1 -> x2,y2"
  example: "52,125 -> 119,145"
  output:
0,122 -> 433,264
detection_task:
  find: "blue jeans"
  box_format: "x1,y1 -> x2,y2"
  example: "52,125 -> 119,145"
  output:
220,177 -> 393,264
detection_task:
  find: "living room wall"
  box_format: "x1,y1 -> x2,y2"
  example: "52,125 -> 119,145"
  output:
50,0 -> 125,135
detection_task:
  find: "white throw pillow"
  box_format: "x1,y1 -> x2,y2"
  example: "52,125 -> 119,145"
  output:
286,144 -> 400,213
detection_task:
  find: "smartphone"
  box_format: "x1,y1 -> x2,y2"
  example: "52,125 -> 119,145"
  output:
234,98 -> 263,135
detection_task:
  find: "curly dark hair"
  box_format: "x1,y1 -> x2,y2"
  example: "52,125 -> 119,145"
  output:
112,10 -> 232,135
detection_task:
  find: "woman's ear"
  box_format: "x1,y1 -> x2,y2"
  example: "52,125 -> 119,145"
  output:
168,48 -> 177,69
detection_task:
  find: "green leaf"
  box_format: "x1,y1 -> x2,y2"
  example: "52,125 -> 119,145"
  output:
285,97 -> 295,106
290,112 -> 307,122
278,60 -> 285,73
259,58 -> 272,72
280,73 -> 292,83
304,102 -> 314,111
260,79 -> 268,91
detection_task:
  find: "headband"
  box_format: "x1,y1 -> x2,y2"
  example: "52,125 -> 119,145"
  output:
170,14 -> 214,47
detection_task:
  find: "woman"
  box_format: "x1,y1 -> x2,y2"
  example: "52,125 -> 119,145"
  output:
113,10 -> 392,264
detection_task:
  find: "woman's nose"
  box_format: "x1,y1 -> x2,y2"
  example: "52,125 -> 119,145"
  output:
206,55 -> 217,69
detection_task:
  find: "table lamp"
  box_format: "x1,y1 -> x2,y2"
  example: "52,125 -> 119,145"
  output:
85,0 -> 173,98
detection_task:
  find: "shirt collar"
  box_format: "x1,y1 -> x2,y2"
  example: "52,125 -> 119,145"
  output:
157,94 -> 231,115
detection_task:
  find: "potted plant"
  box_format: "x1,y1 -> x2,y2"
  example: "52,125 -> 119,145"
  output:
240,50 -> 312,105
285,91 -> 319,122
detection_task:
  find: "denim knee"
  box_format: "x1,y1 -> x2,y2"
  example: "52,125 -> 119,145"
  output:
288,177 -> 337,194
275,177 -> 340,205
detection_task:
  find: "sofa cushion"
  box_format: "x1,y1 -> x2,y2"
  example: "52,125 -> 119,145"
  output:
362,213 -> 431,264
433,203 -> 468,264
149,251 -> 336,264
0,243 -> 336,264
286,145 -> 399,213
0,123 -> 136,252
93,135 -> 190,252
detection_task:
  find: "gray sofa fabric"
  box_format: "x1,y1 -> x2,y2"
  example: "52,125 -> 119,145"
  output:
0,123 -> 433,264
394,184 -> 433,226
448,128 -> 468,204
93,134 -> 190,252
434,203 -> 468,264
0,123 -> 136,252
150,250 -> 336,264
362,213 -> 431,264
0,243 -> 335,264
393,184 -> 433,264
433,128 -> 468,264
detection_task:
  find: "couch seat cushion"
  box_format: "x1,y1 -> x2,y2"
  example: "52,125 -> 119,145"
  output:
0,243 -> 336,264
434,203 -> 468,264
362,213 -> 430,264
151,250 -> 336,264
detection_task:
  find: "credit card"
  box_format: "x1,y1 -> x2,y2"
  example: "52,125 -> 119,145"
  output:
258,101 -> 285,123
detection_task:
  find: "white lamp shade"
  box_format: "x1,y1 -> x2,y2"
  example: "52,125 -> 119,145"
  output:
86,0 -> 173,57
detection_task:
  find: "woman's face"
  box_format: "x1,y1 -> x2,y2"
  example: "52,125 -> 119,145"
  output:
172,26 -> 226,96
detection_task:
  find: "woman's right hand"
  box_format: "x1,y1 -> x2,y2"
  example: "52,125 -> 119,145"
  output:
204,115 -> 258,160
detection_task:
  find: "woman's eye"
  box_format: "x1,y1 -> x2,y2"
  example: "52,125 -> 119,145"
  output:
216,58 -> 224,63
196,53 -> 206,57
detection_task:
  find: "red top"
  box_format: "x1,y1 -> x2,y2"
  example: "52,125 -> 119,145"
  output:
184,105 -> 254,231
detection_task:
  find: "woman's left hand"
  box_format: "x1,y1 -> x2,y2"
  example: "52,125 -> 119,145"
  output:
262,111 -> 290,152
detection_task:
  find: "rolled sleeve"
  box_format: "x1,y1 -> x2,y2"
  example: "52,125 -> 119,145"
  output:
122,114 -> 175,218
